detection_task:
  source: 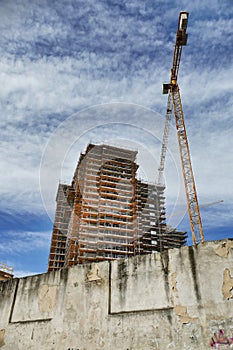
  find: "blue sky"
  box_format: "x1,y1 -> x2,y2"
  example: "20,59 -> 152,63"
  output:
0,0 -> 232,277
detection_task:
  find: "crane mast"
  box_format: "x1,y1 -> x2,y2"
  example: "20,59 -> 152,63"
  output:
158,13 -> 186,184
159,11 -> 204,245
157,92 -> 172,185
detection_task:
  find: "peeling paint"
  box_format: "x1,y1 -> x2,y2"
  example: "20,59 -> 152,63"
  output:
215,241 -> 233,258
0,329 -> 5,348
174,305 -> 198,324
222,268 -> 233,300
0,240 -> 233,349
86,264 -> 102,282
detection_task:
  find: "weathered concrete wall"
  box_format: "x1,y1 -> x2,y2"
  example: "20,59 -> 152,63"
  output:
0,239 -> 233,350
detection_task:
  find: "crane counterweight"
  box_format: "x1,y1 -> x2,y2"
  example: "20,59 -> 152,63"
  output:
179,12 -> 189,31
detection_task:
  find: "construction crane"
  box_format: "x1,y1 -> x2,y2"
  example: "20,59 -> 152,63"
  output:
158,11 -> 204,245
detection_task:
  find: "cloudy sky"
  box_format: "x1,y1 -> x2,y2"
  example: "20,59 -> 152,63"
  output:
0,0 -> 232,277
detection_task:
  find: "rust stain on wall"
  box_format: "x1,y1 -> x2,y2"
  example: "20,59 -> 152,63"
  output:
222,268 -> 233,300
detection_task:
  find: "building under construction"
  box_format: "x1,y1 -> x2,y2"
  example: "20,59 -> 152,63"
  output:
0,263 -> 13,281
48,144 -> 186,271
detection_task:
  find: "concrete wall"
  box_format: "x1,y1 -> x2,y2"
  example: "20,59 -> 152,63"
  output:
0,239 -> 233,350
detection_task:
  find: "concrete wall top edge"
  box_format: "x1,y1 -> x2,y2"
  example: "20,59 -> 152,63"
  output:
0,238 -> 232,288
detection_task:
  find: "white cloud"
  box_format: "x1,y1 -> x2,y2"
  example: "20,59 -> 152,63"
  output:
13,270 -> 43,278
0,231 -> 51,255
0,0 -> 232,234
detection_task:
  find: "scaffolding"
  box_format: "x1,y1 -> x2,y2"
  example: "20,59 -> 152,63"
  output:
0,263 -> 14,281
48,144 -> 187,271
48,184 -> 73,270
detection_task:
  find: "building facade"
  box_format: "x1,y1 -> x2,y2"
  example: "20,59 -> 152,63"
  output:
48,144 -> 186,271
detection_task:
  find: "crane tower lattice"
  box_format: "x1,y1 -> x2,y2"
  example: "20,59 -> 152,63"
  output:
158,11 -> 204,245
